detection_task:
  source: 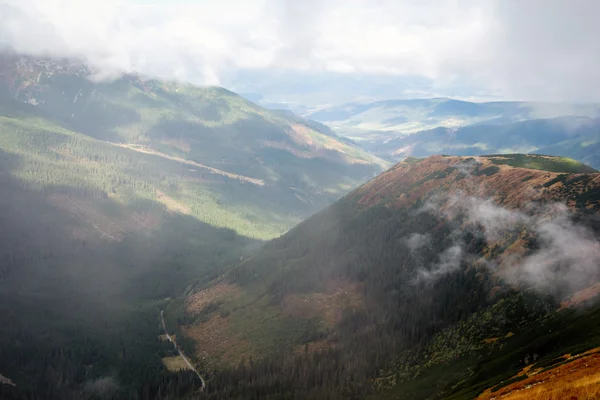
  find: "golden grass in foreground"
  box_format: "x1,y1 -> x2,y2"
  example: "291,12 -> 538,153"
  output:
477,349 -> 600,400
161,355 -> 191,372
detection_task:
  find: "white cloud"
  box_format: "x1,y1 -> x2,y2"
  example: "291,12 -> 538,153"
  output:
424,194 -> 600,298
513,205 -> 600,295
414,244 -> 463,283
1,0 -> 599,101
404,232 -> 431,253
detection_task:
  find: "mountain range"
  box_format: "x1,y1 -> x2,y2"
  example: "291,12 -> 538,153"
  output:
1,54 -> 600,400
303,98 -> 600,170
306,98 -> 600,140
368,116 -> 600,169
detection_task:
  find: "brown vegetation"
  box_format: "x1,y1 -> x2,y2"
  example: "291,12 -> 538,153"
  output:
186,282 -> 242,316
156,190 -> 190,215
183,314 -> 256,370
282,279 -> 364,328
355,155 -> 600,212
477,348 -> 600,400
161,356 -> 192,372
288,124 -> 371,164
561,283 -> 600,309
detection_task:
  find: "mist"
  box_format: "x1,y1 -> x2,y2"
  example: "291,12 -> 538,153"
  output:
2,0 -> 600,101
417,192 -> 600,299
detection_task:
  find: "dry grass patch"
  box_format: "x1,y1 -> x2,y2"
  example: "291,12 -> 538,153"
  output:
355,155 -> 593,212
282,280 -> 364,328
156,190 -> 190,215
482,337 -> 500,344
477,349 -> 600,400
561,283 -> 600,309
162,355 -> 192,372
186,282 -> 242,316
183,314 -> 256,370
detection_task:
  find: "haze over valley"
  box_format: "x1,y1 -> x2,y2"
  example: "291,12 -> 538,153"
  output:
1,1 -> 600,399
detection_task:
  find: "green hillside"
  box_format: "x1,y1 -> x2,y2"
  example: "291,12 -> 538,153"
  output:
177,155 -> 600,399
0,54 -> 387,399
482,154 -> 597,173
0,55 -> 387,240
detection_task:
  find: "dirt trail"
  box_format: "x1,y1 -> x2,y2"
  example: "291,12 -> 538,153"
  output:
160,310 -> 206,390
113,143 -> 265,186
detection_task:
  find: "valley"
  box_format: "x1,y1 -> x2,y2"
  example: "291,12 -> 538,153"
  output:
0,54 -> 386,399
0,53 -> 599,400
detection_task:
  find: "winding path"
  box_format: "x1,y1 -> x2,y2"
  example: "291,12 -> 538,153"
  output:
160,310 -> 206,390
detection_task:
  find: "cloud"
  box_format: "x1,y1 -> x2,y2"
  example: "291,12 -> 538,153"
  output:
83,376 -> 120,398
415,243 -> 463,283
423,194 -> 600,298
404,232 -> 431,253
463,197 -> 529,241
1,0 -> 599,101
512,205 -> 600,296
0,0 -> 277,85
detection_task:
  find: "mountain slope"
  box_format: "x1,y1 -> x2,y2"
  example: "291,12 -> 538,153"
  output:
180,154 -> 600,399
0,54 -> 388,238
0,54 -> 387,399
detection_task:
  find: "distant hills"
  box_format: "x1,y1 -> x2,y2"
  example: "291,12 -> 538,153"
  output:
179,154 -> 600,399
304,98 -> 600,169
369,116 -> 600,169
306,98 -> 600,141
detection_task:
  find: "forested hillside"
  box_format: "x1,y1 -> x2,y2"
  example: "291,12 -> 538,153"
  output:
178,154 -> 600,399
0,54 -> 387,238
0,54 -> 386,399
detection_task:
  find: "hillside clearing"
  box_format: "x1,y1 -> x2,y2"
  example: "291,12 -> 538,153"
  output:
161,356 -> 192,372
113,143 -> 265,186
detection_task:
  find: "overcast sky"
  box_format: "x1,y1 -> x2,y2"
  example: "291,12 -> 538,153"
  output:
1,0 -> 600,103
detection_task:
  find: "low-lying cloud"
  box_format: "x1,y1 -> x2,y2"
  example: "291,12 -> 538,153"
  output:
414,243 -> 463,283
83,376 -> 120,398
515,209 -> 600,295
415,195 -> 600,298
404,232 -> 431,253
1,0 -> 599,101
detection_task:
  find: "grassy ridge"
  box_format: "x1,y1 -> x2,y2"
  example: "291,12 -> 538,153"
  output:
484,154 -> 597,173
